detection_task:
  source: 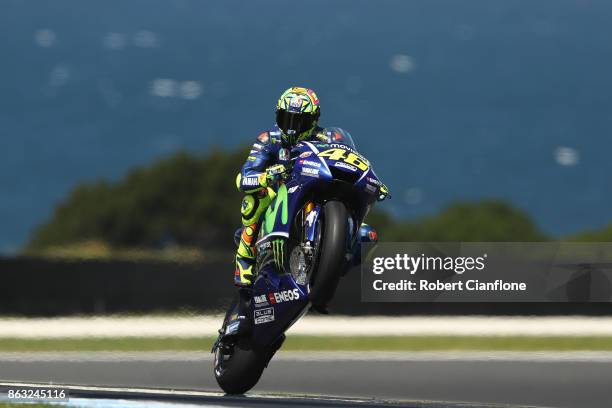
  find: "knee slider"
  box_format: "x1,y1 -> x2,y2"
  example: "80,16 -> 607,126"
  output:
241,195 -> 259,220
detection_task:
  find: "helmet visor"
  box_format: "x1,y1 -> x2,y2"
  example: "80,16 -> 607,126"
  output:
276,110 -> 316,136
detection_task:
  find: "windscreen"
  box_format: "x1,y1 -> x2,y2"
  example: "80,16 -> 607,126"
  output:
322,127 -> 357,150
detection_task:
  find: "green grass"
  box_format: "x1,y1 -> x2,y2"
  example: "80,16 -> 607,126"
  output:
285,336 -> 612,351
0,337 -> 215,352
1,336 -> 612,352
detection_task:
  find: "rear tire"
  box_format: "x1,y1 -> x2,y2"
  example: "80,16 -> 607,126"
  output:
214,339 -> 267,395
309,200 -> 349,309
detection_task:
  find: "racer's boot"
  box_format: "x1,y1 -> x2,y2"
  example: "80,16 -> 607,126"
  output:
350,223 -> 379,267
230,223 -> 258,335
234,223 -> 258,287
359,223 -> 379,244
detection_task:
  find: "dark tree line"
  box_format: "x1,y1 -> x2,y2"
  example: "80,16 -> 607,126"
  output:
29,147 -> 610,252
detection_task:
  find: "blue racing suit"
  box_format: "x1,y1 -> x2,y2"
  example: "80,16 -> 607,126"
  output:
233,125 -> 333,285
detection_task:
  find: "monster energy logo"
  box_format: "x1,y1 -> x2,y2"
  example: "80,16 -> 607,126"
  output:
264,184 -> 289,234
272,239 -> 285,271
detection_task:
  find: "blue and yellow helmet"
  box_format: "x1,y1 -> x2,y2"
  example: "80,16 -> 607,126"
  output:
276,86 -> 321,145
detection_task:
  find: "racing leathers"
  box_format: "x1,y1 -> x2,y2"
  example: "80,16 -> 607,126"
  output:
233,125 -> 328,286
233,125 -> 386,287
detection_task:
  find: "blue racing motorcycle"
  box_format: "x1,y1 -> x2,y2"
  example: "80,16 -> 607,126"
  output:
212,129 -> 388,394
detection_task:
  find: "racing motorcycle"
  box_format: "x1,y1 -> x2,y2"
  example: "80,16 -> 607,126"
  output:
212,129 -> 388,394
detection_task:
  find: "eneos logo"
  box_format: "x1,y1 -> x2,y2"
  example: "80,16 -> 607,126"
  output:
268,289 -> 300,304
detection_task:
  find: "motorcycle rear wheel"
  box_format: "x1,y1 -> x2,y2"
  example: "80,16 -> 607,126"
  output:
214,338 -> 267,395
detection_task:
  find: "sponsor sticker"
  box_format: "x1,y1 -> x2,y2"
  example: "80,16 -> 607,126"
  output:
279,148 -> 290,161
301,160 -> 321,168
367,177 -> 382,186
253,294 -> 269,307
365,184 -> 378,193
242,177 -> 260,186
254,307 -> 275,324
257,132 -> 269,143
301,167 -> 319,177
288,185 -> 299,194
267,288 -> 301,304
225,321 -> 240,335
334,161 -> 358,172
257,240 -> 271,252
299,151 -> 313,158
330,143 -> 355,151
289,97 -> 303,109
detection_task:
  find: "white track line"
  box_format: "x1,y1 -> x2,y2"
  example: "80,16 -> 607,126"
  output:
0,382 -> 405,407
2,316 -> 612,338
0,381 -> 223,397
0,396 -> 216,408
2,351 -> 612,363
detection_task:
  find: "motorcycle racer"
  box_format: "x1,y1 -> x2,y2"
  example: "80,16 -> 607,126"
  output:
213,87 -> 390,393
233,86 -> 389,288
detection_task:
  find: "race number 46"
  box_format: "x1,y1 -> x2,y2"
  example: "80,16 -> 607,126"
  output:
318,148 -> 369,171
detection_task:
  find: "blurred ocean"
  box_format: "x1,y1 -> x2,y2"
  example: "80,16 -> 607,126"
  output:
1,0 -> 612,252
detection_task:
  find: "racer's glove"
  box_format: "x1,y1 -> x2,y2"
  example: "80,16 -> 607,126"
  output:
377,183 -> 391,201
261,164 -> 289,187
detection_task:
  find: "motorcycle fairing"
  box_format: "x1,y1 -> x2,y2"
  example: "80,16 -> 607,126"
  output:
250,267 -> 308,347
256,144 -> 331,244
247,140 -> 383,346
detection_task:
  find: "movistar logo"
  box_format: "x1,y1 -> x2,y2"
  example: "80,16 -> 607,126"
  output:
264,184 -> 288,234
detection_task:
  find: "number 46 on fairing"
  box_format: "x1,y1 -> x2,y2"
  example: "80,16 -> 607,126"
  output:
317,148 -> 369,171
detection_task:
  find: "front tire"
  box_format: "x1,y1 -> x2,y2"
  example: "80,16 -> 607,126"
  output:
309,200 -> 349,309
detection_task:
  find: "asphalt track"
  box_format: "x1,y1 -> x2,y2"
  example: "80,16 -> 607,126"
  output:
1,352 -> 611,408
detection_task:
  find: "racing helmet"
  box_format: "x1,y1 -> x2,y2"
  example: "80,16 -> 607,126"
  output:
275,87 -> 321,145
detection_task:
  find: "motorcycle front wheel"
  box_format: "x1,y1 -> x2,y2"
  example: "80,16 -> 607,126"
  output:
308,200 -> 349,310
